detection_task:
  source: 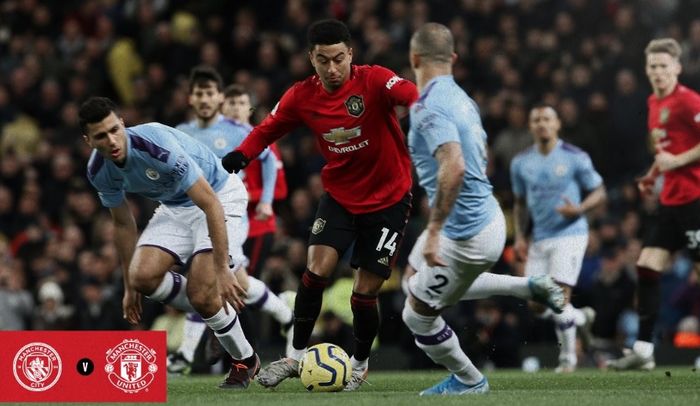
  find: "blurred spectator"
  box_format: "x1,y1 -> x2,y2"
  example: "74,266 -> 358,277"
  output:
151,305 -> 186,353
0,260 -> 34,330
467,299 -> 522,368
32,279 -> 75,330
589,245 -> 636,347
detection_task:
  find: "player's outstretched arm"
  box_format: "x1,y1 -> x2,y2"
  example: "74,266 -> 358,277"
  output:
109,202 -> 141,324
512,196 -> 530,262
255,150 -> 277,220
186,176 -> 246,312
424,142 -> 464,267
231,86 -> 302,169
579,185 -> 606,213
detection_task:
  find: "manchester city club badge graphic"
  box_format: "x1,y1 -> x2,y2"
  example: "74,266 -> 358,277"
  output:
104,339 -> 158,394
13,342 -> 63,392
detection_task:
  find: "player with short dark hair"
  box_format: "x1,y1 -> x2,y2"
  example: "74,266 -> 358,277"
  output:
80,96 -> 259,389
222,19 -> 418,391
608,38 -> 700,370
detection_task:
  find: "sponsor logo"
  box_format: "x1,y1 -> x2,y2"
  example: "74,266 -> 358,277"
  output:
385,75 -> 401,90
322,126 -> 362,145
327,139 -> 369,154
311,218 -> 326,235
145,168 -> 160,180
214,138 -> 227,150
104,339 -> 158,394
659,107 -> 670,124
344,95 -> 365,117
377,256 -> 389,266
554,164 -> 567,177
13,342 -> 62,392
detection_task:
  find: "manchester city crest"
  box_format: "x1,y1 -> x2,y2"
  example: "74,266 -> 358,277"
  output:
145,168 -> 160,180
344,95 -> 364,117
13,342 -> 63,392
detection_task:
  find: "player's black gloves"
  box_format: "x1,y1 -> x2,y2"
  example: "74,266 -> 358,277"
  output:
222,151 -> 250,173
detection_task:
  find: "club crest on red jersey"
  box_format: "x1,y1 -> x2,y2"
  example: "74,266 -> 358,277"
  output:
345,95 -> 364,117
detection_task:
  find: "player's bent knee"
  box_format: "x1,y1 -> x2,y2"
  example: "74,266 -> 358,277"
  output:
129,270 -> 162,295
186,284 -> 217,312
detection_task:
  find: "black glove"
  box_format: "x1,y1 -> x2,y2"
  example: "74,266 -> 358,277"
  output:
222,151 -> 250,173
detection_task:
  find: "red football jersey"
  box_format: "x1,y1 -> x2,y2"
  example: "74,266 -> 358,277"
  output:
648,84 -> 700,205
237,65 -> 418,214
244,143 -> 287,237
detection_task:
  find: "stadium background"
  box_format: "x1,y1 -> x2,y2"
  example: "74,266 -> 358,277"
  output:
1,0 -> 700,371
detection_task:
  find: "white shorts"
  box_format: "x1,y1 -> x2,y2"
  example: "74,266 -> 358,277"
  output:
524,234 -> 588,287
408,210 -> 506,309
138,175 -> 249,268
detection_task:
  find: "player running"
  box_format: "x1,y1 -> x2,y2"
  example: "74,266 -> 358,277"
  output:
223,19 -> 418,391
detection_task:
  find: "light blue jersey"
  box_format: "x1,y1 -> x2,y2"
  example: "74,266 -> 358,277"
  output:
176,115 -> 276,203
408,75 -> 498,240
87,122 -> 229,208
510,140 -> 602,241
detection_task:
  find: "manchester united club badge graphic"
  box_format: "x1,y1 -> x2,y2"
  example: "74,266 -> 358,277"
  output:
104,339 -> 159,394
13,342 -> 63,392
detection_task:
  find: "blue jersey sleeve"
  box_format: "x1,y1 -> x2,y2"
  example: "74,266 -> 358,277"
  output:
89,176 -> 126,208
414,106 -> 460,155
510,157 -> 525,198
575,152 -> 602,192
258,149 -> 278,204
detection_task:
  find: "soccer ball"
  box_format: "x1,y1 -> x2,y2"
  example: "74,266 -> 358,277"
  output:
298,343 -> 351,392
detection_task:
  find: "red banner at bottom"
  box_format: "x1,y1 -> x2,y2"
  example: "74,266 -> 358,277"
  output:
1,331 -> 167,402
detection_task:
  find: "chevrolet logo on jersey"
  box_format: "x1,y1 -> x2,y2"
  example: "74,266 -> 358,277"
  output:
322,126 -> 362,145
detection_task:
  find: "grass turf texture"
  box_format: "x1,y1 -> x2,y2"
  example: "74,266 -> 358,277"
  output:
163,368 -> 700,406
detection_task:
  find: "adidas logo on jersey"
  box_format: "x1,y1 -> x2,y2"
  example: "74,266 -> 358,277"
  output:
377,256 -> 389,266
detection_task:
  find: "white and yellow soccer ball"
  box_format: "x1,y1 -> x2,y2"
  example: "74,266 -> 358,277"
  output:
298,343 -> 351,392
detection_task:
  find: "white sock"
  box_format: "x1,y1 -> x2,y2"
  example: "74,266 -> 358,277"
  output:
569,305 -> 586,327
350,356 -> 368,370
178,313 -> 207,362
204,305 -> 253,360
147,271 -> 195,312
402,302 -> 482,385
461,273 -> 531,300
633,340 -> 654,358
553,305 -> 577,366
246,277 -> 293,324
289,347 -> 306,361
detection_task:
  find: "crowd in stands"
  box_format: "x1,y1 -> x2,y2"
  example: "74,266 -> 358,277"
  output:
2,0 -> 700,368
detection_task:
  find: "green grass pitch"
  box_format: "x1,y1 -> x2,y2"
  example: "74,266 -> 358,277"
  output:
163,368 -> 700,406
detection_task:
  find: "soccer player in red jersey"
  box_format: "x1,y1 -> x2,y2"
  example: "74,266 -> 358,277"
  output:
222,19 -> 418,390
608,38 -> 700,370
